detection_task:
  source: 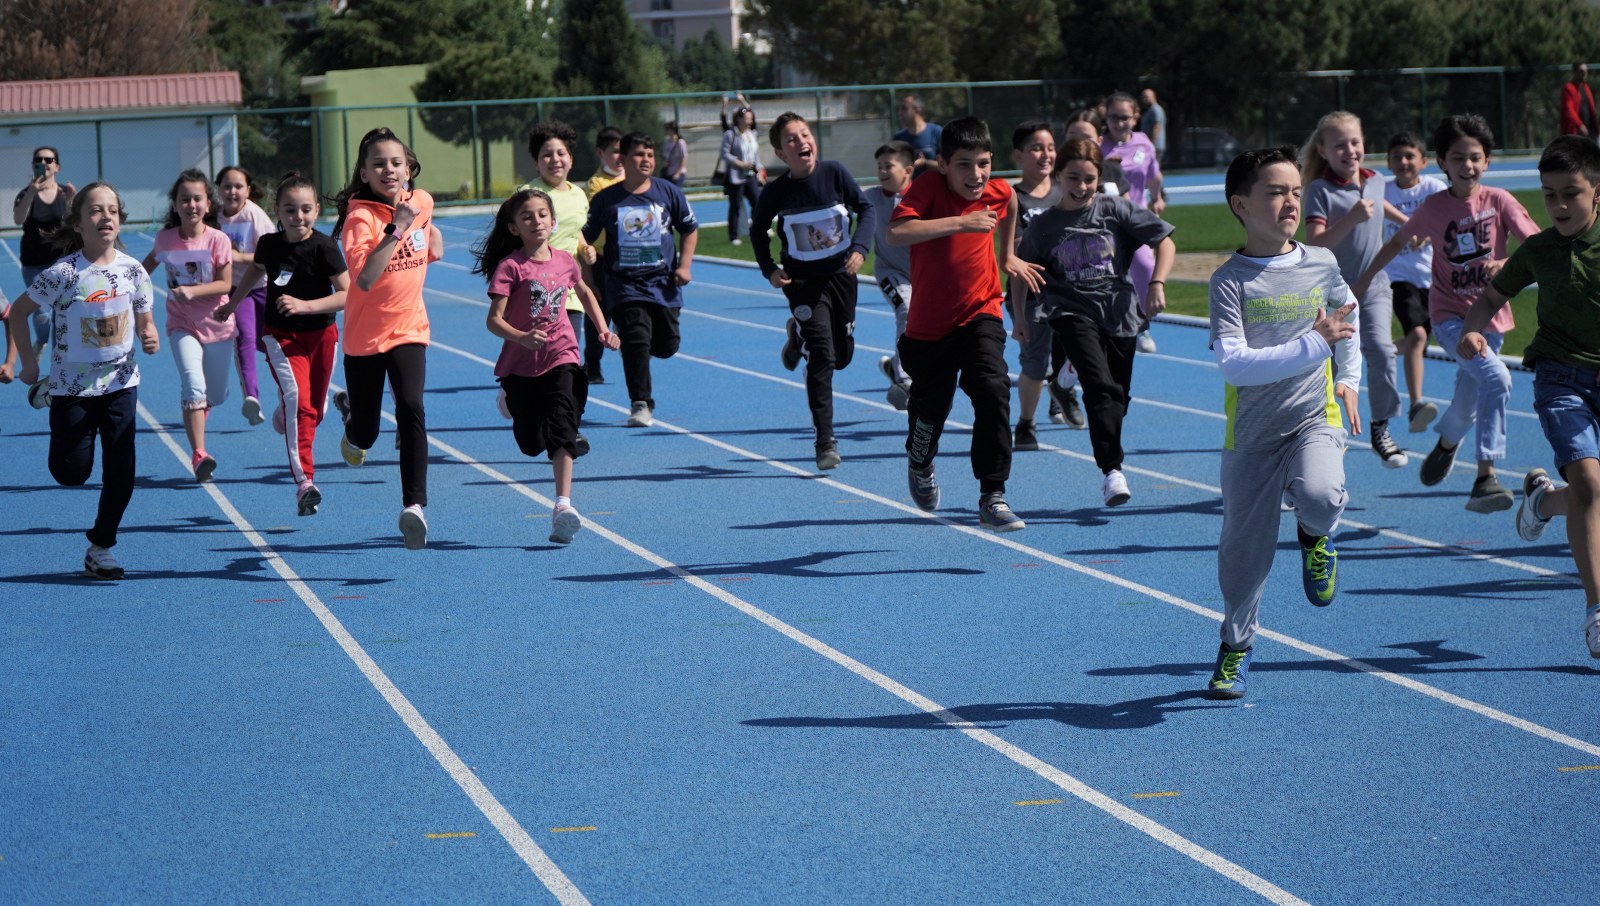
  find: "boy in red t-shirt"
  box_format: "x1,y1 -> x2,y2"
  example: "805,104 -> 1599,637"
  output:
888,117 -> 1044,532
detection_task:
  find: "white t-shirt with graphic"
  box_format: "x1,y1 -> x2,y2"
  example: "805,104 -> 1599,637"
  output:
28,251 -> 154,397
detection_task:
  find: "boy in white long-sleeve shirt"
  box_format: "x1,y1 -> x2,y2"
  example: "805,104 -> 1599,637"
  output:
1205,146 -> 1363,700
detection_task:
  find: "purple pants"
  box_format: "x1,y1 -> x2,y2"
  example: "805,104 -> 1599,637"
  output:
233,285 -> 268,399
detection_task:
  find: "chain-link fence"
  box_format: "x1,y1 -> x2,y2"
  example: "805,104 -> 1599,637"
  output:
0,68 -> 1582,223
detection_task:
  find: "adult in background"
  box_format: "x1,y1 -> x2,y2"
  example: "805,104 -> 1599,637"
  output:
1139,88 -> 1168,165
893,94 -> 943,170
662,120 -> 688,187
1561,63 -> 1598,139
12,146 -> 74,351
719,105 -> 765,244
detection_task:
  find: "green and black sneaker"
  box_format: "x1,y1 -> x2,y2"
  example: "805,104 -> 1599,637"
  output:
1301,535 -> 1338,607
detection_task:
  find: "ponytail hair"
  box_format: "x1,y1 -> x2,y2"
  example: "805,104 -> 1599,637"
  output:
333,126 -> 422,235
161,168 -> 221,230
1301,111 -> 1361,184
275,170 -> 319,203
48,181 -> 127,255
215,165 -> 264,203
472,188 -> 552,279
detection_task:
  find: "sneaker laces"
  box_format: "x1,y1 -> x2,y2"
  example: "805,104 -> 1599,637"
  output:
1372,425 -> 1401,458
1217,649 -> 1247,682
1304,541 -> 1331,582
912,469 -> 937,492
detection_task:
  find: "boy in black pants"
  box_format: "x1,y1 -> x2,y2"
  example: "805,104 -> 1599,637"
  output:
887,117 -> 1043,532
752,112 -> 876,470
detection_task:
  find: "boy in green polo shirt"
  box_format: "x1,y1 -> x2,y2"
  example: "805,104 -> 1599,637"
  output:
1458,135 -> 1600,659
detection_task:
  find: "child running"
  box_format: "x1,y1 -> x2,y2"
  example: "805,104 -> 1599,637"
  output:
1354,114 -> 1540,512
1457,135 -> 1600,658
475,188 -> 619,544
580,131 -> 698,428
217,172 -> 349,517
7,182 -> 159,579
1382,132 -> 1448,433
332,126 -> 443,550
1302,110 -> 1409,468
141,169 -> 234,482
865,140 -> 916,410
1205,146 -> 1362,700
753,111 -> 876,471
887,116 -> 1043,532
1013,137 -> 1175,507
1100,92 -> 1165,354
216,165 -> 275,427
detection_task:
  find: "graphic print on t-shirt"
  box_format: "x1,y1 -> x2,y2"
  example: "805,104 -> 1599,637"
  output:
1050,228 -> 1116,283
616,203 -> 667,268
161,249 -> 213,287
1444,209 -> 1495,265
781,205 -> 850,261
67,291 -> 133,364
525,272 -> 575,327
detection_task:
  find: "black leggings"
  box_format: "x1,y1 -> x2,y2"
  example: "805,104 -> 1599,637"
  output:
785,271 -> 858,440
611,302 -> 681,409
343,343 -> 428,507
50,386 -> 137,549
898,316 -> 1012,493
1050,314 -> 1136,473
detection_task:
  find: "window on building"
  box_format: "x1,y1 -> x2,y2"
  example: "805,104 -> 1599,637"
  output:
652,19 -> 675,43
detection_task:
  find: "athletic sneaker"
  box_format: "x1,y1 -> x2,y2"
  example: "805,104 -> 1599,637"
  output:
272,405 -> 286,435
1467,474 -> 1514,513
1585,604 -> 1600,659
241,395 -> 264,425
28,378 -> 51,409
730,237 -> 742,246
815,438 -> 841,470
585,362 -> 605,385
908,464 -> 940,512
496,388 -> 512,420
1419,438 -> 1458,486
1013,420 -> 1039,452
83,544 -> 124,580
296,482 -> 322,517
549,504 -> 582,544
1051,384 -> 1086,429
191,449 -> 217,482
1301,535 -> 1338,606
340,433 -> 366,467
627,401 -> 653,428
978,492 -> 1025,533
781,317 -> 803,371
1516,468 -> 1555,542
574,433 -> 591,458
398,504 -> 428,550
880,356 -> 910,410
1136,330 -> 1157,354
1408,399 -> 1438,433
1102,469 -> 1131,507
1047,394 -> 1065,424
331,389 -> 352,425
1369,420 -> 1408,469
1206,645 -> 1252,700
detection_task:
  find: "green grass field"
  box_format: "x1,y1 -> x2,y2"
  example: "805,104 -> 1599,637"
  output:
698,188 -> 1549,357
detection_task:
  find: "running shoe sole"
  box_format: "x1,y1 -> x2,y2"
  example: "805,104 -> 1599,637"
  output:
549,508 -> 582,544
398,509 -> 428,550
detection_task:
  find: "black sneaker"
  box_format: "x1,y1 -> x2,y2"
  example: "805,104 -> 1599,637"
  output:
585,362 -> 605,385
574,433 -> 591,458
1047,394 -> 1065,424
1370,420 -> 1408,469
908,464 -> 940,512
1013,419 -> 1039,451
1419,438 -> 1458,486
815,438 -> 841,470
978,492 -> 1026,533
331,389 -> 352,425
1050,382 -> 1086,429
781,318 -> 803,371
1466,474 -> 1514,513
1407,400 -> 1438,432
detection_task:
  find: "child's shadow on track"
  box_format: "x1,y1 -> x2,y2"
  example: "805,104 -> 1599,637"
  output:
1346,575 -> 1577,600
0,515 -> 293,538
742,692 -> 1223,733
1088,639 -> 1600,679
556,549 -> 985,583
0,555 -> 392,588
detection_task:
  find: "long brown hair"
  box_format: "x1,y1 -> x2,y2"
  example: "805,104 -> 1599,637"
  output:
333,127 -> 422,234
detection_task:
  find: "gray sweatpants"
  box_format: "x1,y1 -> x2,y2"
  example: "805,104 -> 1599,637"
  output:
1359,272 -> 1401,424
1218,424 -> 1348,650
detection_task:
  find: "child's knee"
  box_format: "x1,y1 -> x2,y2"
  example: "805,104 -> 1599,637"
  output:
48,457 -> 92,487
651,335 -> 680,359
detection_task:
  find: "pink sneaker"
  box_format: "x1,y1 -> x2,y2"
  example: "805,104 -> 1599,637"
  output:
191,449 -> 217,482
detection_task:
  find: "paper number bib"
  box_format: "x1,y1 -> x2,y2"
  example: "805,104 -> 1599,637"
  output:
67,292 -> 133,364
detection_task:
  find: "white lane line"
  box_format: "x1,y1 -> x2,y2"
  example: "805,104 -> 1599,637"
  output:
419,337 -> 1311,905
133,398 -> 590,905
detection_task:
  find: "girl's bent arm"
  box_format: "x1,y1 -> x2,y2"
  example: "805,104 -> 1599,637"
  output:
282,271 -> 351,316
485,295 -> 524,344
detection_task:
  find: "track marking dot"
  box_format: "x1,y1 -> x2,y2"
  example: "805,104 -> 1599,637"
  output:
333,595 -> 367,600
1015,798 -> 1062,807
1558,764 -> 1600,772
642,580 -> 675,586
551,826 -> 596,833
254,598 -> 284,603
1132,791 -> 1180,799
425,832 -> 476,839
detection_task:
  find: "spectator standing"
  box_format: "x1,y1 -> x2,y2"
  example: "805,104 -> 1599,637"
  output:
12,146 -> 75,352
1561,63 -> 1598,138
893,95 -> 944,169
1139,88 -> 1168,165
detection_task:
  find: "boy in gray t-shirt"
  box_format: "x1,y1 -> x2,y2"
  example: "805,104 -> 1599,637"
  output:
867,141 -> 916,408
1204,146 -> 1363,701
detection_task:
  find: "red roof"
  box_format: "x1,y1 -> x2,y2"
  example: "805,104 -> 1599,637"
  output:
0,71 -> 241,117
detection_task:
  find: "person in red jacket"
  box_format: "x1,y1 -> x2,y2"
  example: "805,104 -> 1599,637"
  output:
1560,63 -> 1598,138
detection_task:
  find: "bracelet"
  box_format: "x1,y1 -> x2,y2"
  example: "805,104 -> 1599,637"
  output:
1148,280 -> 1165,286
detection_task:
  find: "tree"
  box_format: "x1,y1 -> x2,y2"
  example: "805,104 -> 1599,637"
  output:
414,44 -> 555,196
668,30 -> 775,92
0,0 -> 215,81
554,0 -> 650,97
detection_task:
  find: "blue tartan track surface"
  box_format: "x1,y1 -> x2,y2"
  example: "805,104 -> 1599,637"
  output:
0,209 -> 1594,905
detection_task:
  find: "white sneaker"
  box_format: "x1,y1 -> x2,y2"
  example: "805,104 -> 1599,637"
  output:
1586,605 -> 1600,659
241,395 -> 264,425
627,401 -> 653,427
549,505 -> 582,544
730,238 -> 742,246
1135,330 -> 1157,354
28,378 -> 52,409
272,405 -> 286,435
1516,468 -> 1555,542
1102,469 -> 1131,507
399,505 -> 428,550
84,544 -> 124,579
496,388 -> 512,420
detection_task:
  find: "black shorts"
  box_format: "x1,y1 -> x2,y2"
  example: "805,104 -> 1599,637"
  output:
501,364 -> 584,459
1392,281 -> 1430,336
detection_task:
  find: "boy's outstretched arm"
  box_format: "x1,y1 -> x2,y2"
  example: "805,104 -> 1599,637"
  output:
1351,232 -> 1408,300
996,193 -> 1044,294
1457,286 -> 1512,359
887,210 -> 995,246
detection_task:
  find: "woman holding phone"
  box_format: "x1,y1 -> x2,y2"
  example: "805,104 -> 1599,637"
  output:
12,146 -> 75,351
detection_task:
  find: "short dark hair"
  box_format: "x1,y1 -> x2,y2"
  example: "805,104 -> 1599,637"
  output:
665,120 -> 679,134
1387,131 -> 1426,154
620,131 -> 654,154
1052,137 -> 1102,177
874,140 -> 915,168
1539,134 -> 1600,184
768,112 -> 808,150
528,120 -> 578,158
1433,114 -> 1495,158
939,116 -> 992,159
1011,120 -> 1053,151
1225,145 -> 1300,206
595,125 -> 623,151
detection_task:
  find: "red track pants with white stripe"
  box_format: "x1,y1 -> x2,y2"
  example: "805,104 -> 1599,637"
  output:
263,323 -> 338,486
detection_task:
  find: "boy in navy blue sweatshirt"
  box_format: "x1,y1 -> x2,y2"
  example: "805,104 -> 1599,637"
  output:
751,112 -> 876,470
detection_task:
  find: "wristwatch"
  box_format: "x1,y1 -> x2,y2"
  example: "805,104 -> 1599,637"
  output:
383,223 -> 398,238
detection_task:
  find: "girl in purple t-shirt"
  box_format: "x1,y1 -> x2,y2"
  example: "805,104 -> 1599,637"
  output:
474,187 -> 618,544
1100,92 -> 1165,353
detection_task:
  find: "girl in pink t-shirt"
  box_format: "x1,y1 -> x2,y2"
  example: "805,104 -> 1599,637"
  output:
473,187 -> 617,544
141,169 -> 234,481
216,165 -> 275,426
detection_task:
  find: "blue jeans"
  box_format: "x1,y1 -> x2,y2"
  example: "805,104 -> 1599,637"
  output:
1431,317 -> 1509,462
1533,358 -> 1600,475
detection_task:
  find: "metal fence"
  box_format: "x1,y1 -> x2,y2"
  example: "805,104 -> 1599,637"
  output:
0,68 -> 1582,222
